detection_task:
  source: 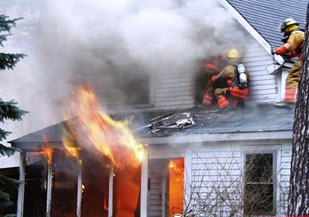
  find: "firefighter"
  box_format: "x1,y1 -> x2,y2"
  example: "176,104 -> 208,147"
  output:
201,54 -> 226,106
272,18 -> 305,107
212,49 -> 250,109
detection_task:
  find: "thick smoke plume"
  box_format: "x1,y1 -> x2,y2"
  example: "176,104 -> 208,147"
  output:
0,0 -> 249,140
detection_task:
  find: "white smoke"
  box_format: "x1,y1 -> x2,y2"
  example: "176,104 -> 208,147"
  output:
0,0 -> 249,140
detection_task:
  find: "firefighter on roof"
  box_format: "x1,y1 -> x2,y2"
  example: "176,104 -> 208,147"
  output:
201,54 -> 226,106
212,49 -> 250,110
272,18 -> 305,107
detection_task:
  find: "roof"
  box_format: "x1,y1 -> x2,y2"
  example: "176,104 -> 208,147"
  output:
10,104 -> 294,151
226,0 -> 307,47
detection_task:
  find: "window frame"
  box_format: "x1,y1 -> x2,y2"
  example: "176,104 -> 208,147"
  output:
243,149 -> 277,216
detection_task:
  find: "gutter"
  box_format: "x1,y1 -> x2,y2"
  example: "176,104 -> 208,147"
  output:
140,131 -> 292,145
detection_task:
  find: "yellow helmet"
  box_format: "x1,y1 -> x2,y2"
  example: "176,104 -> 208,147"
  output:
226,49 -> 240,59
279,18 -> 299,33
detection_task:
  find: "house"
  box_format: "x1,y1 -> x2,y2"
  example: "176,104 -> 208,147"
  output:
4,0 -> 308,217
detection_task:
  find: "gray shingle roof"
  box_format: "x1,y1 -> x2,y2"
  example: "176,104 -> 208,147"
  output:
10,105 -> 293,151
226,0 -> 307,47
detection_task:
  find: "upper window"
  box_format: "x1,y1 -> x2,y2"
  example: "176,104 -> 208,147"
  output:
244,153 -> 275,215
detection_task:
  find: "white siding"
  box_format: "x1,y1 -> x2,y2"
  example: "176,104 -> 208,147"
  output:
243,41 -> 278,103
278,144 -> 292,215
146,142 -> 292,217
154,72 -> 195,110
190,145 -> 243,217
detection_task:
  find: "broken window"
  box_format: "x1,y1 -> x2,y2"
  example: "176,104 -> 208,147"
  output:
244,153 -> 275,215
148,157 -> 184,217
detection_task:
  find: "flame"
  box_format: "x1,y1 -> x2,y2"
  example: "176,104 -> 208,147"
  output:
104,196 -> 108,211
64,86 -> 144,168
37,147 -> 53,165
34,134 -> 53,165
169,158 -> 184,217
63,129 -> 81,158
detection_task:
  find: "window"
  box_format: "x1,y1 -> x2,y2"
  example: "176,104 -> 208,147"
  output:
244,153 -> 275,215
148,157 -> 185,217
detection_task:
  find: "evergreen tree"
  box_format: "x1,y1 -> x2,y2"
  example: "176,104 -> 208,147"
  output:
0,15 -> 26,216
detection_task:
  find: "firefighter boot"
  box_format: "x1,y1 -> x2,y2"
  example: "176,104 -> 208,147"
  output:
202,94 -> 213,106
273,89 -> 296,108
273,101 -> 294,108
217,97 -> 230,110
284,89 -> 297,102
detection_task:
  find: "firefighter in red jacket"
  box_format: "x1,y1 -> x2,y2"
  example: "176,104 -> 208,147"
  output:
201,54 -> 226,106
212,49 -> 250,109
272,18 -> 304,107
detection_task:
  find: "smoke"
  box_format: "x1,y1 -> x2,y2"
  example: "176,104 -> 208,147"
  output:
0,0 -> 249,140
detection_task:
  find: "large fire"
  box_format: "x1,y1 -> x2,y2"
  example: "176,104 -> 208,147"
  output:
63,86 -> 144,168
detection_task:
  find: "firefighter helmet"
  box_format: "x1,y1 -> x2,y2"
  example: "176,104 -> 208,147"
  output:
279,18 -> 299,32
226,49 -> 240,59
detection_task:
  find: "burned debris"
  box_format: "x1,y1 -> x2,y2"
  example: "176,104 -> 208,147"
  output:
135,112 -> 196,135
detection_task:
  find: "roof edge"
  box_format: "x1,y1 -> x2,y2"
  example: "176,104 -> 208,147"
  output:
140,131 -> 292,145
217,0 -> 284,65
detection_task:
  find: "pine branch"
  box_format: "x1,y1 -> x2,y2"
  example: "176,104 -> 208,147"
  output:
0,34 -> 10,47
0,174 -> 20,212
0,99 -> 27,122
0,15 -> 22,32
0,15 -> 22,47
0,144 -> 17,157
0,53 -> 25,70
4,214 -> 17,217
0,175 -> 20,188
0,200 -> 13,209
0,128 -> 10,141
0,190 -> 10,201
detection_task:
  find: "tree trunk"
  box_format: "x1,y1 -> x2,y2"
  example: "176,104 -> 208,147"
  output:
288,3 -> 309,216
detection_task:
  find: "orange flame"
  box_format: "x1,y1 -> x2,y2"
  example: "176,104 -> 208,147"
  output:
63,128 -> 81,159
169,158 -> 184,216
64,86 -> 144,168
34,134 -> 53,165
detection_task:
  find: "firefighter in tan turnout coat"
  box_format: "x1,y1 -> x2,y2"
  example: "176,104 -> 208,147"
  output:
212,49 -> 250,109
272,18 -> 305,107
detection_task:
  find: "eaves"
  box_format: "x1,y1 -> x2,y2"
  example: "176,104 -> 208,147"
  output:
140,130 -> 292,145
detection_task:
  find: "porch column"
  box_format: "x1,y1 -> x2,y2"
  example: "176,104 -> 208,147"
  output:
140,148 -> 148,217
46,162 -> 53,217
162,169 -> 167,217
108,166 -> 114,217
17,152 -> 25,217
76,161 -> 82,217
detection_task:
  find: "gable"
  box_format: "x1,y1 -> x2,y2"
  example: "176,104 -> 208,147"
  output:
226,0 -> 307,47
